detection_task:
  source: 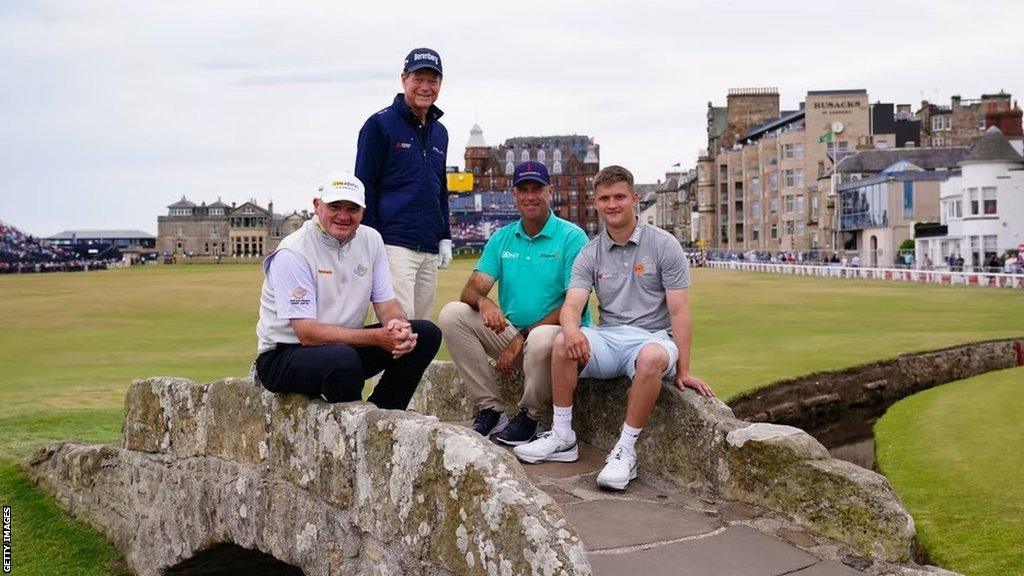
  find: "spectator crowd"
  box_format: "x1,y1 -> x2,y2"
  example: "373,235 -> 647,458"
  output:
0,220 -> 117,274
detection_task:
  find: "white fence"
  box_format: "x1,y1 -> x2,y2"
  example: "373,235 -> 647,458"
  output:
707,261 -> 1024,290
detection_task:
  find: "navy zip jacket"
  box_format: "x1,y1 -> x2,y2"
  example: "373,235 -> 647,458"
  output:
355,93 -> 451,254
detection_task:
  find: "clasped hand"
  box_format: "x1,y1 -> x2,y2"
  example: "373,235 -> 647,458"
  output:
382,318 -> 417,359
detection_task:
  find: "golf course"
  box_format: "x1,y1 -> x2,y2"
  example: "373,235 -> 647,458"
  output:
1,261 -> 1022,575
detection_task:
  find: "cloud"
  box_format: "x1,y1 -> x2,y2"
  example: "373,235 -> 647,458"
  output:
232,68 -> 393,86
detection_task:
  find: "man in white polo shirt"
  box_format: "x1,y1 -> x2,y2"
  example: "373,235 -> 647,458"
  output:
254,175 -> 441,409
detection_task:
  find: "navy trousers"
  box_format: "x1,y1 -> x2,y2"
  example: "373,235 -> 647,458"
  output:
255,320 -> 441,410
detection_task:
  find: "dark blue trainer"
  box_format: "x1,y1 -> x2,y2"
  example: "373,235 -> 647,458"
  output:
492,408 -> 539,446
472,408 -> 509,437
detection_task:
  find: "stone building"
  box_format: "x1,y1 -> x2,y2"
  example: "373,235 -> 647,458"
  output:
654,169 -> 697,244
157,197 -> 307,258
916,92 -> 1013,148
694,88 -> 941,254
463,125 -> 601,235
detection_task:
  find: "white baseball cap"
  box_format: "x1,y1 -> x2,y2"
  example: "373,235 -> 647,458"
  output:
316,174 -> 365,207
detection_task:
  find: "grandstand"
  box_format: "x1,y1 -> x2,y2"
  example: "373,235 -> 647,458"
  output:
0,220 -> 117,273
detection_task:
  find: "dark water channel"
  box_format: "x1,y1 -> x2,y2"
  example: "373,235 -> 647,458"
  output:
803,404 -> 886,471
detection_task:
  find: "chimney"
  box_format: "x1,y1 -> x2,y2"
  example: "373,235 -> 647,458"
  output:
985,100 -> 1023,138
951,95 -> 961,109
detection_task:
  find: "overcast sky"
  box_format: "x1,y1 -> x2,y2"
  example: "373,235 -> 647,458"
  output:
2,0 -> 1021,236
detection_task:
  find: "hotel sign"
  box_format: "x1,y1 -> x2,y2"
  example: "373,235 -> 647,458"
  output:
813,100 -> 863,116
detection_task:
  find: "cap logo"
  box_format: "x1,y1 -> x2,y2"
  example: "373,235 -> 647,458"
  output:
413,52 -> 439,65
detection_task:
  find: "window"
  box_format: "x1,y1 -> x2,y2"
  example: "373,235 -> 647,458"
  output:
175,226 -> 184,236
505,150 -> 514,162
933,137 -> 944,147
903,181 -> 914,218
537,149 -> 546,162
782,143 -> 804,159
785,220 -> 795,235
967,187 -> 979,215
752,201 -> 761,219
769,173 -> 778,191
553,148 -> 562,162
796,221 -> 805,235
209,227 -> 219,237
931,115 -> 951,132
210,208 -> 224,216
796,195 -> 805,214
770,197 -> 779,214
506,161 -> 514,175
720,225 -> 729,244
811,194 -> 819,214
770,223 -> 778,239
970,236 -> 981,266
521,149 -> 529,162
984,235 -> 998,262
552,160 -> 562,174
979,116 -> 986,130
784,169 -> 803,188
751,177 -> 760,194
982,187 -> 997,215
785,195 -> 795,213
953,199 -> 962,218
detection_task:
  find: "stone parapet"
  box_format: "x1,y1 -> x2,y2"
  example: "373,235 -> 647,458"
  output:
412,361 -> 916,563
25,377 -> 590,576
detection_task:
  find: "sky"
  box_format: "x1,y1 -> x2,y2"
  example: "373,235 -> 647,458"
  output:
1,0 -> 1022,236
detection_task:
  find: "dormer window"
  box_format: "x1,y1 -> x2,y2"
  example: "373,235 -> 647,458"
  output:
505,150 -> 514,162
506,161 -> 514,174
553,161 -> 562,174
537,149 -> 546,162
553,149 -> 562,162
521,149 -> 529,162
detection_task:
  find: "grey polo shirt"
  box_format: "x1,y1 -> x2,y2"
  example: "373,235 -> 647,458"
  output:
569,222 -> 690,332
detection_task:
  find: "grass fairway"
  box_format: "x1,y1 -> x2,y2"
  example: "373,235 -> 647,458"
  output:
1,262 -> 1023,574
875,367 -> 1024,576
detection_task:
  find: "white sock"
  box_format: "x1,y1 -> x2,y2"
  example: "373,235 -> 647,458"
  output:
552,405 -> 575,442
616,423 -> 642,455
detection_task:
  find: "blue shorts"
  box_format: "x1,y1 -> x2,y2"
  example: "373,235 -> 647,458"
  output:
578,324 -> 679,380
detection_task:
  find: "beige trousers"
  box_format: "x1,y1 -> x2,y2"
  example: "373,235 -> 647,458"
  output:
386,245 -> 439,320
439,301 -> 560,421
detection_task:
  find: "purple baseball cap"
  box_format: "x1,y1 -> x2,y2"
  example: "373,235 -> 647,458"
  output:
512,161 -> 550,187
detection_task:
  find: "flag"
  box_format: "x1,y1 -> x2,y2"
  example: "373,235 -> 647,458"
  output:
818,130 -> 834,143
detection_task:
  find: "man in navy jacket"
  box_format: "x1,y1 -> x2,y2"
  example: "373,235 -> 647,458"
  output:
355,47 -> 453,320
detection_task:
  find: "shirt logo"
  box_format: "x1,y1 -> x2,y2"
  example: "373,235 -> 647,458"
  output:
540,251 -> 558,259
395,141 -> 413,149
501,251 -> 519,259
317,268 -> 332,275
354,264 -> 368,277
432,146 -> 444,155
634,263 -> 646,274
290,287 -> 308,299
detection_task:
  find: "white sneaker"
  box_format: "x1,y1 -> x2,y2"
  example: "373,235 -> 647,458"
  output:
597,445 -> 637,490
512,431 -> 579,464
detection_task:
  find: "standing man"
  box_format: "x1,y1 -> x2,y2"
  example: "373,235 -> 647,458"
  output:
513,166 -> 715,491
254,175 -> 441,409
355,47 -> 452,319
439,161 -> 590,444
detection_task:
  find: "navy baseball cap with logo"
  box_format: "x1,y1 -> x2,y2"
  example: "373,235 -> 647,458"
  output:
512,161 -> 551,187
403,48 -> 443,75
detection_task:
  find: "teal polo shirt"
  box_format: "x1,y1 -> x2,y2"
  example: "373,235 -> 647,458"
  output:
475,212 -> 592,329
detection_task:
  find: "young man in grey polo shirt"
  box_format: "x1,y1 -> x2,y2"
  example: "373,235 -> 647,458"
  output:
514,165 -> 715,491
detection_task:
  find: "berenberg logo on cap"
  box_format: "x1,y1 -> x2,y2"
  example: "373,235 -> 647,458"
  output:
413,52 -> 439,65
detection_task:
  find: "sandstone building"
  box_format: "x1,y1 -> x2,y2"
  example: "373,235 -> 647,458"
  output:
157,197 -> 307,258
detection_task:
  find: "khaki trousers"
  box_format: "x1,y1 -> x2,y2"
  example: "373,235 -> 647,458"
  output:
386,245 -> 439,320
438,301 -> 560,421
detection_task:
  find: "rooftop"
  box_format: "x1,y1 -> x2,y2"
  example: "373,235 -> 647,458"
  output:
961,126 -> 1024,164
835,147 -> 970,173
48,230 -> 155,240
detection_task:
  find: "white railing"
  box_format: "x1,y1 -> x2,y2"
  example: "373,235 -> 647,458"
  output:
706,260 -> 1024,289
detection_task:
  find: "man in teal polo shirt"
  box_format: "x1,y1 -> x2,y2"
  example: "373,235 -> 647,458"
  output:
439,161 -> 590,445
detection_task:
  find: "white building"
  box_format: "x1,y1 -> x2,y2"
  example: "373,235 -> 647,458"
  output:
917,127 -> 1024,268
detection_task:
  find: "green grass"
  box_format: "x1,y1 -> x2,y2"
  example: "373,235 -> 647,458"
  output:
875,367 -> 1024,576
1,262 -> 1022,574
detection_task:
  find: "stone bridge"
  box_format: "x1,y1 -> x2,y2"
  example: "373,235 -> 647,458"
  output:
24,358 -> 975,575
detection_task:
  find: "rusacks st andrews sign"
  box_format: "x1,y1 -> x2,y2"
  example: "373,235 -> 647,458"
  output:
812,100 -> 863,116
